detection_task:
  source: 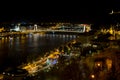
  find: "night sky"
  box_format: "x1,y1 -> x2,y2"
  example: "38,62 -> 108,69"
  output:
0,0 -> 119,24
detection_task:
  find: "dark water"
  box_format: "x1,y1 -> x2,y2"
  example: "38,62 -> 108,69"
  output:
0,33 -> 77,71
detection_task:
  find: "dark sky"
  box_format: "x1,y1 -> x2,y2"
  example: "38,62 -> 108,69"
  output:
0,0 -> 119,24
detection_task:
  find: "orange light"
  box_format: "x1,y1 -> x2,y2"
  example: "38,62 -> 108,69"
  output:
91,74 -> 95,78
97,63 -> 100,66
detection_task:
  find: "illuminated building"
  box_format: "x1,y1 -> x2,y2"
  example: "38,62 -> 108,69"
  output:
0,27 -> 4,32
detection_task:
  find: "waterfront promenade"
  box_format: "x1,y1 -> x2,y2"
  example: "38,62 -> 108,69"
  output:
20,34 -> 120,80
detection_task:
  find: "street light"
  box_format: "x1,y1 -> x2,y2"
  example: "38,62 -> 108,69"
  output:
109,10 -> 120,15
91,74 -> 95,78
109,9 -> 120,25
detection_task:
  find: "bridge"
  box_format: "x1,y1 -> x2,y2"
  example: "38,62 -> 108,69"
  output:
21,29 -> 86,33
0,23 -> 91,37
0,29 -> 90,39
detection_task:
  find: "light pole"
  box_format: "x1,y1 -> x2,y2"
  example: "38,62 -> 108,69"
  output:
109,10 -> 120,15
109,9 -> 120,39
109,9 -> 120,24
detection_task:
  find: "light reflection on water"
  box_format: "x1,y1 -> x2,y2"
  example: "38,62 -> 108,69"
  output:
0,33 -> 76,70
